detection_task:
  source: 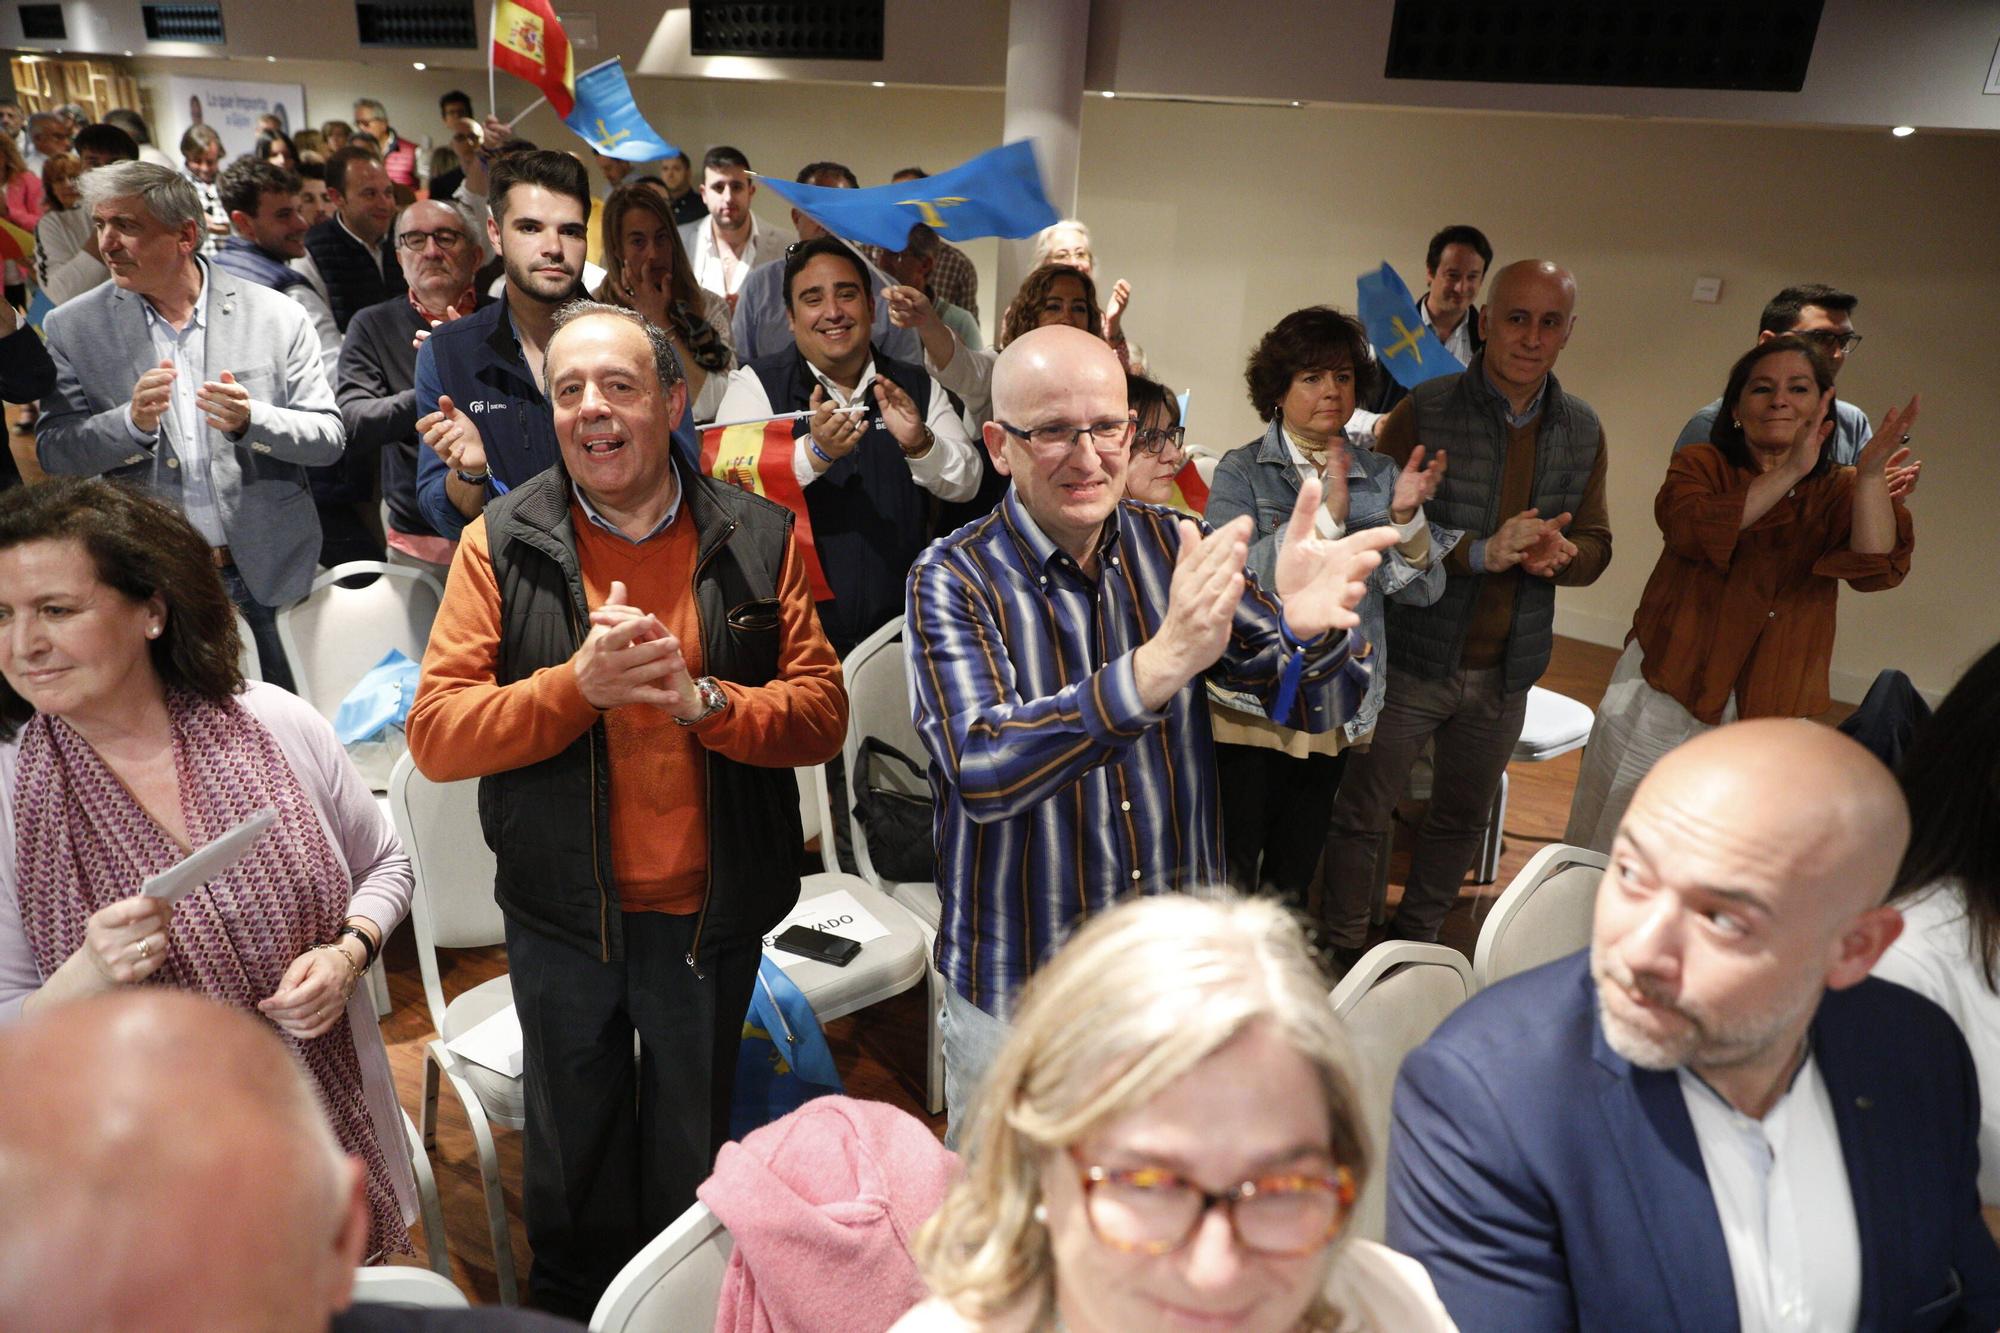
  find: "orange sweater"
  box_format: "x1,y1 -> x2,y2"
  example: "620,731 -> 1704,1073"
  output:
409,501 -> 848,914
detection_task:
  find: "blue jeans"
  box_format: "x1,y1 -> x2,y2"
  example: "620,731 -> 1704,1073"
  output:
939,982 -> 1012,1150
218,562 -> 296,694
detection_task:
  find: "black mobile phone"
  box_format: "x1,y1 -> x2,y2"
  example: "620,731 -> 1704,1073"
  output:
771,924 -> 862,967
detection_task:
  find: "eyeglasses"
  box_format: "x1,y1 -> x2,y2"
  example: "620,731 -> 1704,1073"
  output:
1073,1156 -> 1357,1257
1133,425 -> 1186,457
397,228 -> 469,252
996,418 -> 1133,454
1794,329 -> 1863,353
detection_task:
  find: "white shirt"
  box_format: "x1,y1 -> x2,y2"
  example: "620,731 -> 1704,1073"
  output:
1678,1053 -> 1862,1333
684,213 -> 796,305
1420,295 -> 1475,367
711,357 -> 980,502
124,261 -> 227,546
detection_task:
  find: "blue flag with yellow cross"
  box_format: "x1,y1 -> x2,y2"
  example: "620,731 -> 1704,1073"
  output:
560,57 -> 677,162
755,139 -> 1060,251
1357,262 -> 1459,392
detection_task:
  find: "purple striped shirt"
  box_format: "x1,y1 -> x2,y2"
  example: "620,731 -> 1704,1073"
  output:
906,489 -> 1374,1017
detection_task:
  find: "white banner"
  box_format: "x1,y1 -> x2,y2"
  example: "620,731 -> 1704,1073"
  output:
160,76 -> 306,163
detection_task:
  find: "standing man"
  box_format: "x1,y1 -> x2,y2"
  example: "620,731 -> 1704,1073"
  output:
1387,721 -> 2000,1330
877,224 -> 981,352
428,90 -> 476,201
1674,283 -> 1875,464
907,324 -> 1399,1133
336,200 -> 483,585
352,98 -> 419,190
1322,259 -> 1611,965
38,162 -> 344,692
656,149 -> 708,227
212,159 -> 340,381
293,146 -> 404,337
177,123 -> 230,253
679,146 -> 795,313
410,151 -> 590,541
884,166 -> 980,322
714,236 -> 978,656
593,149 -> 642,197
409,301 -> 846,1317
729,161 -> 919,365
1367,224 -> 1491,413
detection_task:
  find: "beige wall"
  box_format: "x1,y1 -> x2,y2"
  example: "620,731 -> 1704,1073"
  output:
123,56 -> 2000,702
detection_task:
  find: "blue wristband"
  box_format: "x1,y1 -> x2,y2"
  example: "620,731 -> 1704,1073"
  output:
1272,611 -> 1312,724
808,438 -> 836,466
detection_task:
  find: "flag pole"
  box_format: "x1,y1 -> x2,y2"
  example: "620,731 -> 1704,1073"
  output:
502,93 -> 547,132
487,0 -> 498,122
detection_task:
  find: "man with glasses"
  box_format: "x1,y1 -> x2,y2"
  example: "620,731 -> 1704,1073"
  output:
335,200 -> 484,583
352,97 -> 419,190
907,323 -> 1401,1142
1675,283 -> 1876,464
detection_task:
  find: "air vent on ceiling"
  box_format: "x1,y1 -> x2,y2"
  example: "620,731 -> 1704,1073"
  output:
18,4 -> 66,41
356,1 -> 478,48
689,1 -> 885,61
143,3 -> 226,44
1386,0 -> 1825,93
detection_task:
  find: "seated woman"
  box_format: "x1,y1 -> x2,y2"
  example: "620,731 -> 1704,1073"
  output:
1563,335 -> 1916,850
1872,639 -> 2000,1214
593,182 -> 736,423
1205,308 -> 1449,918
893,893 -> 1455,1332
1122,373 -> 1191,509
32,153 -> 86,298
0,480 -> 417,1261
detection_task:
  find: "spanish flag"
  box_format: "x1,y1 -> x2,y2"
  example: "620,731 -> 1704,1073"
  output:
0,217 -> 35,270
491,0 -> 576,118
699,418 -> 835,602
1166,458 -> 1209,518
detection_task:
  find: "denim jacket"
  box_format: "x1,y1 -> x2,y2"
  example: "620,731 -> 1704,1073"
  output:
1203,419 -> 1460,742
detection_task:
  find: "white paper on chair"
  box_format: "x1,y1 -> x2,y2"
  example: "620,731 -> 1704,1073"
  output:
445,1004 -> 524,1078
762,888 -> 891,970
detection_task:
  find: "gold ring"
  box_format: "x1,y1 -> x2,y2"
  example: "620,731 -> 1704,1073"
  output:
135,938 -> 151,961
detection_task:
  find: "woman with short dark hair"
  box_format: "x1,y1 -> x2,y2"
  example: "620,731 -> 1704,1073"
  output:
1207,307 -> 1449,916
0,479 -> 418,1260
1563,335 -> 1917,849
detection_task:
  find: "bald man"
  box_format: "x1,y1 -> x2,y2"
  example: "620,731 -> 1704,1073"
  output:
0,991 -> 577,1330
1386,720 -> 2000,1331
1323,259 -> 1612,964
906,323 -> 1400,1139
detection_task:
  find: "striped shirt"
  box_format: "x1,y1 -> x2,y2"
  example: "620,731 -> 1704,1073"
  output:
906,488 -> 1374,1017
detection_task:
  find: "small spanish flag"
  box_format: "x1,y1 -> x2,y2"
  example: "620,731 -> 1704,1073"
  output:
1166,458 -> 1210,517
492,0 -> 576,119
0,216 -> 35,270
699,418 -> 835,602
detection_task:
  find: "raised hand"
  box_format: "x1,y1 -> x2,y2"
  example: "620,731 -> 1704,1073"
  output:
806,385 -> 867,468
871,376 -> 927,454
410,302 -> 465,352
1275,477 -> 1398,639
1320,449 -> 1350,529
1390,445 -> 1446,524
196,369 -> 252,436
623,264 -> 672,329
1105,278 -> 1133,340
417,393 -> 487,475
1132,516 -> 1252,708
882,283 -> 938,331
1854,395 -> 1920,478
1483,508 -> 1570,573
129,359 -> 176,435
572,579 -> 691,712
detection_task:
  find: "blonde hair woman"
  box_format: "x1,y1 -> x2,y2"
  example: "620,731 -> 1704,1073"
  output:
893,895 -> 1454,1333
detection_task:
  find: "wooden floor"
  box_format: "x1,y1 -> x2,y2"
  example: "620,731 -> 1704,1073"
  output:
379,634 -> 1847,1304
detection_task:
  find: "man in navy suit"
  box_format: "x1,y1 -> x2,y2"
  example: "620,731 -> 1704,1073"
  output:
1388,719 -> 2000,1331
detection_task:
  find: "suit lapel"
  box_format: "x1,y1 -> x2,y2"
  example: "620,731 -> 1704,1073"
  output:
1588,977 -> 1741,1332
1815,1006 -> 1887,1326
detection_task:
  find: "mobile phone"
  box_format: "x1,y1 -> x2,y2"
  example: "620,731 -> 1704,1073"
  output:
771,924 -> 862,967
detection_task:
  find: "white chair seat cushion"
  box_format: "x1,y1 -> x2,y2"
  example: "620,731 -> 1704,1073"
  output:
883,879 -> 942,932
1516,687 -> 1595,762
778,873 -> 928,1024
440,974 -> 526,1124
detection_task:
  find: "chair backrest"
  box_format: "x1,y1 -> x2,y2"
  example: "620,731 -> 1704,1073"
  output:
1329,942 -> 1474,1244
277,561 -> 444,720
234,610 -> 261,682
836,616 -> 928,889
590,1200 -> 734,1332
349,1266 -> 470,1308
1473,843 -> 1608,990
387,752 -> 504,1035
796,766 -> 823,868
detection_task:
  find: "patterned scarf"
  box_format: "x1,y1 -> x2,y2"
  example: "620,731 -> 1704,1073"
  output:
13,691 -> 410,1258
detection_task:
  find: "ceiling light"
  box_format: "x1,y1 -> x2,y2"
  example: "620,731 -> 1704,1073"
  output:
412,61 -> 427,70
870,80 -> 885,87
1891,125 -> 1915,137
1290,100 -> 1303,107
1100,90 -> 1116,98
266,55 -> 277,62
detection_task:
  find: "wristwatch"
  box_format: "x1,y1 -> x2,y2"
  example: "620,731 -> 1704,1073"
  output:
453,467 -> 491,486
674,675 -> 729,726
901,424 -> 936,459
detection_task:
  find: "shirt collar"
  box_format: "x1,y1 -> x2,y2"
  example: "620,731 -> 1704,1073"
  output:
571,476 -> 683,544
138,257 -> 212,335
337,211 -> 384,258
1002,486 -> 1120,579
803,354 -> 879,407
1478,359 -> 1548,428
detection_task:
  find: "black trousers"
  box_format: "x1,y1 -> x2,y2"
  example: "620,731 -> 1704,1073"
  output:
505,911 -> 761,1318
1215,743 -> 1349,916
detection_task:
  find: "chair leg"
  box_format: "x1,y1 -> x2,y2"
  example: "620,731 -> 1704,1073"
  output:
402,1110 -> 452,1278
925,963 -> 946,1117
368,957 -> 392,1020
1476,771 -> 1509,885
421,1050 -> 442,1151
433,1045 -> 519,1306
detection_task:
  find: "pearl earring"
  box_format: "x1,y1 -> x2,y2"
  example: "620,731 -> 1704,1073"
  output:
146,625 -> 161,639
1033,1202 -> 1048,1224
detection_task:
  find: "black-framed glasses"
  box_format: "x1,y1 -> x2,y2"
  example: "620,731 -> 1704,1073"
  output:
996,418 -> 1133,454
1073,1155 -> 1357,1257
397,228 -> 469,252
1133,425 -> 1186,457
1795,329 -> 1862,354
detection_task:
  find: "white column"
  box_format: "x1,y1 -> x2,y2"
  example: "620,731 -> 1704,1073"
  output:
997,0 -> 1089,305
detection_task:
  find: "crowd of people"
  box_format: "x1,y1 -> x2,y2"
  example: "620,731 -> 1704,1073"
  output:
0,83 -> 1991,1333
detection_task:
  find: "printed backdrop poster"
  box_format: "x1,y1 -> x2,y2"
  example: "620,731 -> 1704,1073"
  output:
161,76 -> 307,164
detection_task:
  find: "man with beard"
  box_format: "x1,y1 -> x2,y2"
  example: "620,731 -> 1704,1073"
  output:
1386,720 -> 2000,1331
411,151 -> 590,540
212,159 -> 340,380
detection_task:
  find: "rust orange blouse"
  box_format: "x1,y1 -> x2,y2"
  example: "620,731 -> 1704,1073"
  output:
1630,444 -> 1913,724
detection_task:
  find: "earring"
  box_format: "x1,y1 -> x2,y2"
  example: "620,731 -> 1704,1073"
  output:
146,625 -> 161,639
1032,1202 -> 1048,1225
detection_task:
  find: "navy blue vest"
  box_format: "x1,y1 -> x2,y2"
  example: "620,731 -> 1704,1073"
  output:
211,237 -> 309,294
302,217 -> 404,333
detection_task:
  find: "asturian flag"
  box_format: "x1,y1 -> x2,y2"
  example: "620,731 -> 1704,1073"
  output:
562,58 -> 676,162
491,0 -> 576,118
756,139 -> 1059,251
1356,263 -> 1458,393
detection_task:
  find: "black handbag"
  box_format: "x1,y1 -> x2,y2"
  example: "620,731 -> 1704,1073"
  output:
852,737 -> 934,882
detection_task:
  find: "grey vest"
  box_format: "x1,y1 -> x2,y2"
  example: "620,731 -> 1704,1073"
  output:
1385,357 -> 1601,693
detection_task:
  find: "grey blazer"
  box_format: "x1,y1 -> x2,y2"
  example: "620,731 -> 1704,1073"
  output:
37,262 -> 346,605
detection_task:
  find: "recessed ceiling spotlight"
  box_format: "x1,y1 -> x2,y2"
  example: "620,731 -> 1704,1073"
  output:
871,80 -> 885,87
412,61 -> 427,71
1100,90 -> 1116,99
1891,125 -> 1915,137
1290,100 -> 1303,107
266,55 -> 277,62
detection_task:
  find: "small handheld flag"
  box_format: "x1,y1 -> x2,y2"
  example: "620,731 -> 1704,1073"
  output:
0,217 -> 35,270
1167,458 -> 1210,518
756,139 -> 1059,252
1356,263 -> 1458,393
699,417 -> 835,602
491,0 -> 576,119
562,57 -> 676,162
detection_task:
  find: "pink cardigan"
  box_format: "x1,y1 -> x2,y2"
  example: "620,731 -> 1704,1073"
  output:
2,171 -> 44,284
699,1096 -> 957,1333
